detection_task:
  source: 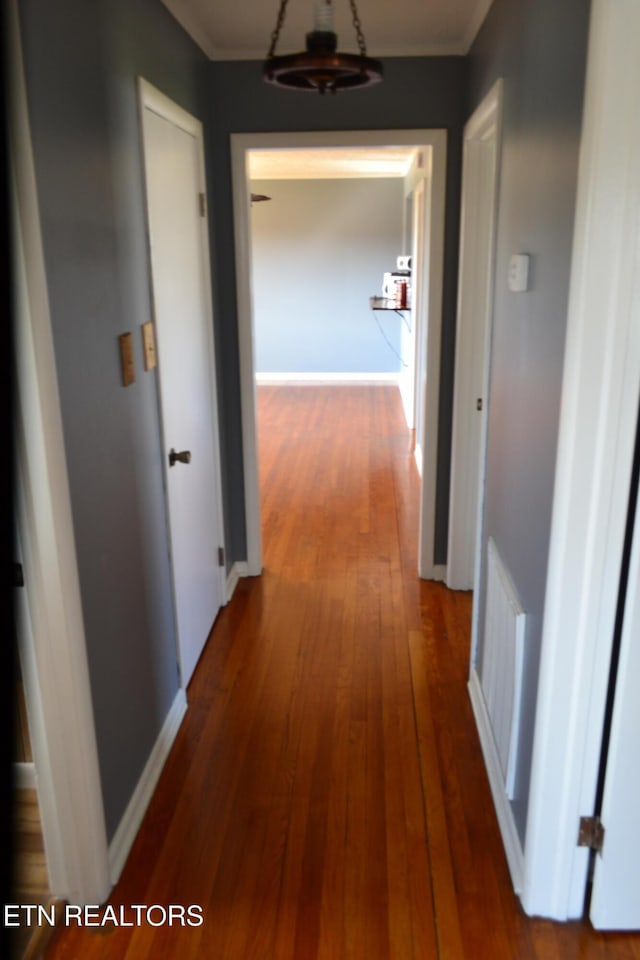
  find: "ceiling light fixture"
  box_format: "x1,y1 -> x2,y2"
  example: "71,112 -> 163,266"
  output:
263,0 -> 383,95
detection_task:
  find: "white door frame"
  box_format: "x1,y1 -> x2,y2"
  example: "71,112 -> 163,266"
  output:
589,468 -> 640,929
137,78 -> 227,687
231,129 -> 447,580
522,0 -> 640,920
447,79 -> 503,595
410,176 -> 427,470
397,154 -> 430,435
10,0 -> 110,905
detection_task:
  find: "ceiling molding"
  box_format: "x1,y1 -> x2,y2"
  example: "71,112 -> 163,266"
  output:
160,0 -> 493,63
159,0 -> 218,58
461,0 -> 495,53
208,43 -> 467,62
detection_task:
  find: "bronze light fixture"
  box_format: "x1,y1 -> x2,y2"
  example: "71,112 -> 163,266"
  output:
263,0 -> 383,95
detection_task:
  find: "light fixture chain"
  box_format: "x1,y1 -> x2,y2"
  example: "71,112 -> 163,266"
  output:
348,0 -> 367,55
267,0 -> 290,58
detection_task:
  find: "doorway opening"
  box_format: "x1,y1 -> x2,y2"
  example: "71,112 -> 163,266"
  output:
231,130 -> 447,581
248,146 -> 412,391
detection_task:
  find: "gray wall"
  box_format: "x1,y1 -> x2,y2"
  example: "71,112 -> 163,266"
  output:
467,0 -> 591,841
18,2 -> 465,848
203,56 -> 467,566
16,0 -> 592,861
18,0 -> 208,840
251,178 -> 404,374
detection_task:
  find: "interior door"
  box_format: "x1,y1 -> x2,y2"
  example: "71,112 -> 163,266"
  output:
589,466 -> 640,929
447,141 -> 495,590
447,106 -> 499,592
140,85 -> 225,688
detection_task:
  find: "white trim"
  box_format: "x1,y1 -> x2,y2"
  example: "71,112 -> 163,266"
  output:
156,4 -> 474,60
447,78 -> 503,597
226,561 -> 250,603
232,130 -> 447,582
431,564 -> 447,583
255,372 -> 400,385
398,156 -> 425,430
138,77 -> 202,138
523,0 -> 640,920
108,690 -> 187,884
10,0 -> 110,905
209,43 -> 472,62
408,177 -> 427,481
232,135 -> 263,577
416,134 -> 447,579
590,462 -> 640,928
13,762 -> 37,791
468,669 -> 525,893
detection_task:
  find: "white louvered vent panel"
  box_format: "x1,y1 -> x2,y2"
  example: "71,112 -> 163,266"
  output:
480,538 -> 527,800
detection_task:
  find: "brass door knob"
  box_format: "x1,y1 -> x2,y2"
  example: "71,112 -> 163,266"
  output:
169,448 -> 192,467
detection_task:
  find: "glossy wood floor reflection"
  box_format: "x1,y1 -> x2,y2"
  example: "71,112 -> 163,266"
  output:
47,386 -> 640,959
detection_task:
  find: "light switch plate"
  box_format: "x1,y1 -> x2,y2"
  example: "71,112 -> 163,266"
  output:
119,333 -> 135,386
142,321 -> 157,371
508,254 -> 530,293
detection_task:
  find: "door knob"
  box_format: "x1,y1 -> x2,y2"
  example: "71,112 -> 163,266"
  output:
169,448 -> 192,467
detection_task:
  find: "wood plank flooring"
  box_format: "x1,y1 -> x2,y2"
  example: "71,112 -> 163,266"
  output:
12,787 -> 56,960
12,655 -> 58,959
45,385 -> 640,959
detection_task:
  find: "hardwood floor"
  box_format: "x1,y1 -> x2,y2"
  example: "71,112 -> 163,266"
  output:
12,788 -> 57,960
45,385 -> 639,959
12,657 -> 59,959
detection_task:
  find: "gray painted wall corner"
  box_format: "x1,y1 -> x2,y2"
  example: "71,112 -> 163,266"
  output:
467,0 -> 591,841
18,0 -> 209,839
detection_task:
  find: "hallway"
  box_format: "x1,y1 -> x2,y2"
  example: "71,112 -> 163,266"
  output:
45,386 -> 638,959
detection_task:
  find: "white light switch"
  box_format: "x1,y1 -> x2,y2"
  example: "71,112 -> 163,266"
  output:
508,254 -> 530,293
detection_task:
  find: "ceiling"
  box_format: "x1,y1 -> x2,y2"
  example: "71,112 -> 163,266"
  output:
160,0 -> 494,61
249,146 -> 418,180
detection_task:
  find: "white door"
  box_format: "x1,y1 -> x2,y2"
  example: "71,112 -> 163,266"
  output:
140,81 -> 225,688
589,479 -> 640,929
448,80 -> 502,592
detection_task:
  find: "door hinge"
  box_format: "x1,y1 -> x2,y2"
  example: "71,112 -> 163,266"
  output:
578,816 -> 605,853
198,192 -> 206,218
218,546 -> 225,567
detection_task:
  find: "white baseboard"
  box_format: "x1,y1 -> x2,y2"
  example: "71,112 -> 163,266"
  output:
418,563 -> 447,582
468,667 -> 525,894
108,689 -> 187,884
226,561 -> 250,603
13,761 -> 36,791
255,372 -> 400,385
